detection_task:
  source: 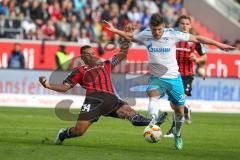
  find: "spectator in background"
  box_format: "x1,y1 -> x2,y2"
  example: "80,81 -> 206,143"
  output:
41,19 -> 56,40
127,6 -> 141,23
141,0 -> 159,14
0,13 -> 5,37
61,0 -> 73,18
92,18 -> 102,40
117,4 -> 129,29
4,11 -> 21,38
20,0 -> 30,17
68,27 -> 80,42
69,15 -> 80,30
48,1 -> 62,23
8,43 -> 25,69
0,1 -> 9,16
172,0 -> 184,14
161,0 -> 182,27
72,0 -> 86,13
78,28 -> 91,45
140,7 -> 151,30
57,16 -> 71,38
55,45 -> 70,71
22,18 -> 37,39
232,40 -> 240,53
215,39 -> 231,52
30,0 -> 44,26
101,3 -> 111,21
41,1 -> 50,21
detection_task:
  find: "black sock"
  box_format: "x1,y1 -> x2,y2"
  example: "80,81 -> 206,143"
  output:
170,120 -> 175,131
167,115 -> 175,134
131,114 -> 151,126
184,106 -> 188,114
59,127 -> 74,141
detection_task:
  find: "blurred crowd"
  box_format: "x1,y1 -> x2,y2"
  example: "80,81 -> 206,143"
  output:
0,0 -> 239,51
0,0 -> 185,44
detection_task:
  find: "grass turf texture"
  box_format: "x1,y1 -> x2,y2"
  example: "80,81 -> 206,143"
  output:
0,107 -> 239,160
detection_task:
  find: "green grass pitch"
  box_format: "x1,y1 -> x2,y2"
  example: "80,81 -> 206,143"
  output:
0,107 -> 240,160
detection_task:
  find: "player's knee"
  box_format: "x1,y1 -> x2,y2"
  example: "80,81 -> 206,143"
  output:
173,105 -> 185,116
174,113 -> 185,122
147,89 -> 160,98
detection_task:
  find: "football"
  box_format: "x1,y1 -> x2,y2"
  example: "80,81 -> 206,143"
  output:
143,125 -> 162,143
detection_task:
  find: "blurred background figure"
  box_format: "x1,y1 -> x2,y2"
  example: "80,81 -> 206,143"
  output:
8,43 -> 25,69
233,40 -> 240,53
55,45 -> 70,71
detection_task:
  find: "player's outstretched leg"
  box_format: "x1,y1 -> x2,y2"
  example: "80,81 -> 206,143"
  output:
148,97 -> 160,124
165,104 -> 190,138
115,104 -> 167,126
54,120 -> 91,145
173,112 -> 184,150
131,111 -> 168,126
115,104 -> 151,126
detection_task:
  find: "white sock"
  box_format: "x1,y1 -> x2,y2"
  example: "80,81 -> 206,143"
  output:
148,97 -> 159,122
174,113 -> 185,137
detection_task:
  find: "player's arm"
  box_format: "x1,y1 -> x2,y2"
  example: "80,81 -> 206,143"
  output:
39,76 -> 71,92
103,20 -> 134,41
189,43 -> 207,65
189,53 -> 207,64
189,35 -> 235,51
111,39 -> 131,67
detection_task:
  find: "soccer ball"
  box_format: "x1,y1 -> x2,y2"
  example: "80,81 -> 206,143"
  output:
143,125 -> 162,143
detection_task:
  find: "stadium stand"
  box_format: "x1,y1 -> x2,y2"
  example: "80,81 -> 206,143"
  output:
0,0 -> 239,50
0,0 -> 222,43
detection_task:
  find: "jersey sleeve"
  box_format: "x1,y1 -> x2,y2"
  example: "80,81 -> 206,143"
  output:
63,68 -> 82,87
133,28 -> 150,45
195,43 -> 206,55
172,30 -> 190,42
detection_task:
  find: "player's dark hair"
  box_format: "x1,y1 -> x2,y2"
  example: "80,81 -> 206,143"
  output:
174,15 -> 191,27
150,13 -> 164,26
80,45 -> 92,54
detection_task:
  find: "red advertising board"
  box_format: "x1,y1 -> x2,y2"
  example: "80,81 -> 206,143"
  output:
0,40 -> 239,77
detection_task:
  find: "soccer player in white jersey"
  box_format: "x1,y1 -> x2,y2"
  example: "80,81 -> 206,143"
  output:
104,13 -> 234,150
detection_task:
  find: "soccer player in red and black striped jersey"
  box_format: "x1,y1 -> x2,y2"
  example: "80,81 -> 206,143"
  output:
165,15 -> 207,138
39,42 -> 160,145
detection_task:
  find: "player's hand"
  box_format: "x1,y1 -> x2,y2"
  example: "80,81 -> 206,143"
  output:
39,76 -> 48,88
218,43 -> 235,51
103,20 -> 117,33
189,53 -> 197,63
124,23 -> 136,33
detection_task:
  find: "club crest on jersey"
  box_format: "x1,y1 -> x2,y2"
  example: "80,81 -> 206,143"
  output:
162,37 -> 169,41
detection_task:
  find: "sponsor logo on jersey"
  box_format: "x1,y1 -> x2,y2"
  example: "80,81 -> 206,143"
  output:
147,39 -> 170,53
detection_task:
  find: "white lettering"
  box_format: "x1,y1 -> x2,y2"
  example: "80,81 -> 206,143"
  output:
29,49 -> 34,69
206,64 -> 216,77
2,53 -> 8,68
217,60 -> 228,77
235,60 -> 240,78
